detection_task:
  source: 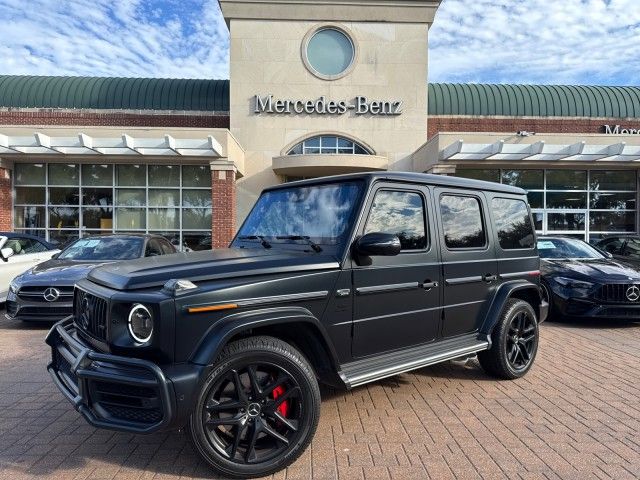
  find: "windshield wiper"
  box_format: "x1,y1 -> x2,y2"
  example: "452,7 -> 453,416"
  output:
275,235 -> 323,253
237,235 -> 272,249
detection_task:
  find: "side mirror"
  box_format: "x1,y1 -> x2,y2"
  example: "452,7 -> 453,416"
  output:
0,247 -> 14,262
51,252 -> 60,259
354,232 -> 401,258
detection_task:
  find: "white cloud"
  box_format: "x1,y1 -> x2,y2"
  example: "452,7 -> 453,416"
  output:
429,0 -> 640,85
0,0 -> 230,78
0,0 -> 638,85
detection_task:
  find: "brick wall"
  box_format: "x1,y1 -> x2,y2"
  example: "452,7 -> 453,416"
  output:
0,110 -> 230,128
428,116 -> 640,139
211,170 -> 237,249
0,168 -> 11,231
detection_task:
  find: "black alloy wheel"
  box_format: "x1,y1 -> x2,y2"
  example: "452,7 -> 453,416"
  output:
189,336 -> 320,478
478,298 -> 539,379
505,309 -> 537,371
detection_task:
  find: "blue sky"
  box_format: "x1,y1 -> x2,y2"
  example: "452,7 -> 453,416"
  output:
0,0 -> 638,85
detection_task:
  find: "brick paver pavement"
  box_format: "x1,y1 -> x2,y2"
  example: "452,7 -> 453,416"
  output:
0,311 -> 638,480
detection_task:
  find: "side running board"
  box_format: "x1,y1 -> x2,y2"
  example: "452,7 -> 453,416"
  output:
339,333 -> 490,389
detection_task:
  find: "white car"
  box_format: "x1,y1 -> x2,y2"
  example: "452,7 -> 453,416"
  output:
0,235 -> 60,303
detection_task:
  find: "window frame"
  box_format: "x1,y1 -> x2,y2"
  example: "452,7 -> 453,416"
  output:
12,163 -> 212,251
362,188 -> 429,254
455,168 -> 638,243
287,135 -> 372,156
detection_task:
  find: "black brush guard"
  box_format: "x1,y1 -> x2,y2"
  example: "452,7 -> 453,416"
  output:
46,316 -> 175,433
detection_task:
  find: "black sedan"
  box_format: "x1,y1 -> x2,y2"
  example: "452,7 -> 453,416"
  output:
539,236 -> 640,321
594,235 -> 640,267
5,234 -> 176,322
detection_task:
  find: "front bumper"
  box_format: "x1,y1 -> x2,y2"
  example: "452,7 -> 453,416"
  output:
46,317 -> 176,433
555,296 -> 640,320
6,292 -> 72,322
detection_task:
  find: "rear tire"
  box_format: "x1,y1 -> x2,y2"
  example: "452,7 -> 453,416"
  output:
478,299 -> 539,380
188,336 -> 321,479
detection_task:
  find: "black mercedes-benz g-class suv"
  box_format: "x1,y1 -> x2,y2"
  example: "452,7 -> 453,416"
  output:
47,172 -> 547,478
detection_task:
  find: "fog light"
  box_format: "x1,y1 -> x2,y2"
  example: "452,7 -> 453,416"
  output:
128,304 -> 153,343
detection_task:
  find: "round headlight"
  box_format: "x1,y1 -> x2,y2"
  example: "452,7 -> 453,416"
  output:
128,304 -> 153,343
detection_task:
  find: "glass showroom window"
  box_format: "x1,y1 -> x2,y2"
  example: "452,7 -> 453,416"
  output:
14,163 -> 212,251
456,168 -> 637,242
287,136 -> 370,155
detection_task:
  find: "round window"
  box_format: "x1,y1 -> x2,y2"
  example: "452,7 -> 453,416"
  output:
304,27 -> 355,79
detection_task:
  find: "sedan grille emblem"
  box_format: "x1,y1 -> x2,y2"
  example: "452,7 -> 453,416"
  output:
43,287 -> 60,302
625,285 -> 640,302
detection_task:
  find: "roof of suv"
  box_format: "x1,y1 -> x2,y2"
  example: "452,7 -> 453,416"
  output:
265,172 -> 525,195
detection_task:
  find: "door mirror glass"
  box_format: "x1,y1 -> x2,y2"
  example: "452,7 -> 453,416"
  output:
354,232 -> 401,257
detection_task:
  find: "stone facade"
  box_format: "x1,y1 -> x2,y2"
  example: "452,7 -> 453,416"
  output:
223,0 -> 440,219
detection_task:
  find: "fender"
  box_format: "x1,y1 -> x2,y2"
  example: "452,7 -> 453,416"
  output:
189,306 -> 340,369
479,280 -> 543,336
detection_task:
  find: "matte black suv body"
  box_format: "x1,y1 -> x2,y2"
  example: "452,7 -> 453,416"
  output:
46,172 -> 547,478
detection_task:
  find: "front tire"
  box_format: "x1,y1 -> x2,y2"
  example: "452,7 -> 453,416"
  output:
478,299 -> 539,380
188,336 -> 321,478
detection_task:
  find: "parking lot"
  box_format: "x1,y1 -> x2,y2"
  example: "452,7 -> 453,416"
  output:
0,311 -> 638,480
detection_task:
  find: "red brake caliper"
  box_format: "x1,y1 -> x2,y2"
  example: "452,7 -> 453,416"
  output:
272,385 -> 289,417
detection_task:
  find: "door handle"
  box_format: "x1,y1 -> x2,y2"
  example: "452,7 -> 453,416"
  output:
483,274 -> 497,283
421,280 -> 439,290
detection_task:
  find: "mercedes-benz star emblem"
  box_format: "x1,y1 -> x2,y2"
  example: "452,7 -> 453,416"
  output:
43,287 -> 60,302
80,297 -> 91,329
247,403 -> 261,417
626,285 -> 640,302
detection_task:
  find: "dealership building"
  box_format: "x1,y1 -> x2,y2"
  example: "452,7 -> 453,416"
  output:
1,0 -> 640,248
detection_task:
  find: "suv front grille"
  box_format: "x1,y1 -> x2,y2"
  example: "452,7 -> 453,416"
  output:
593,284 -> 640,304
74,289 -> 109,341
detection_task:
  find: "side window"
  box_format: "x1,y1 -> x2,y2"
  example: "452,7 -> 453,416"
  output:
492,198 -> 535,250
21,238 -> 48,254
145,239 -> 163,257
440,195 -> 486,249
364,190 -> 427,250
159,239 -> 175,255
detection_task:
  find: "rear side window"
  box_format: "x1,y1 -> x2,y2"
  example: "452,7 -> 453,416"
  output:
364,190 -> 427,250
440,195 -> 486,249
492,198 -> 535,250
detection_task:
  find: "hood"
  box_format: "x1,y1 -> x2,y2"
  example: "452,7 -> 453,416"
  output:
17,259 -> 113,285
87,248 -> 340,290
542,257 -> 640,282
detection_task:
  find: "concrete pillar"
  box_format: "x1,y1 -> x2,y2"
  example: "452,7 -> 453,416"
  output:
211,168 -> 237,249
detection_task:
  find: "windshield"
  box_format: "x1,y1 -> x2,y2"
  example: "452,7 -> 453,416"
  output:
236,181 -> 364,250
58,237 -> 144,261
537,238 -> 605,260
